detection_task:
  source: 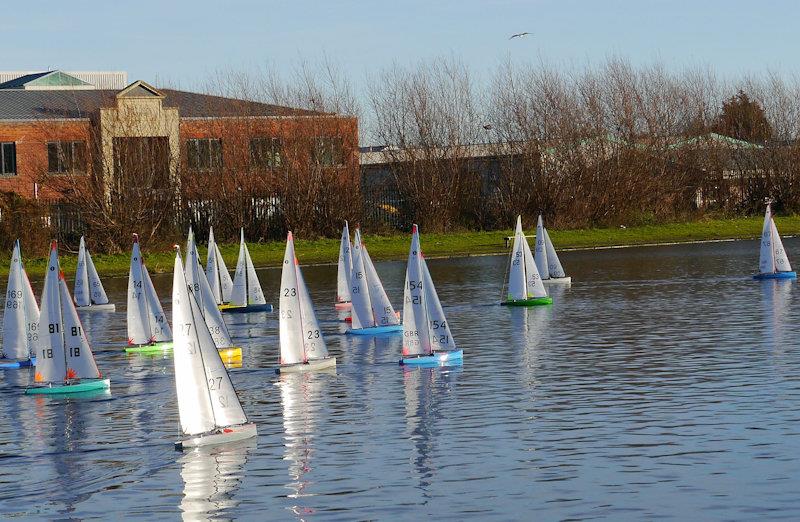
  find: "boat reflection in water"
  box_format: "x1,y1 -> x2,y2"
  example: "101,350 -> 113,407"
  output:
279,369 -> 334,519
403,365 -> 461,498
179,438 -> 254,521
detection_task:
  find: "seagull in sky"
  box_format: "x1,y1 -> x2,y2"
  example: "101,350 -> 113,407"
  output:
509,32 -> 532,40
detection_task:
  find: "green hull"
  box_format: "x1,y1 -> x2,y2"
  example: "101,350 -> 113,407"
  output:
502,296 -> 553,307
25,378 -> 110,395
125,341 -> 174,354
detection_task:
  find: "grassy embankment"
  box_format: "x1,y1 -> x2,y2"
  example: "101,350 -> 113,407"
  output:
9,215 -> 800,280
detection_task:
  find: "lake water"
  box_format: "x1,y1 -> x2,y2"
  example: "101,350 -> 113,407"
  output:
2,239 -> 800,520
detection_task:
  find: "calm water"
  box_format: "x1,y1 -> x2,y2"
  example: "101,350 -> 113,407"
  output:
2,239 -> 800,521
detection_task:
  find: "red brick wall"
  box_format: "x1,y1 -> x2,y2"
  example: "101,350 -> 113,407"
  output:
0,120 -> 93,200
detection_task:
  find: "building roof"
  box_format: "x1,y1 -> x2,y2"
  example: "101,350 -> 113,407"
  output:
0,71 -> 94,90
0,71 -> 128,89
0,86 -> 323,121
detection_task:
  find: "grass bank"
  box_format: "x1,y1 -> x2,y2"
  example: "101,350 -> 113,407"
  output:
10,215 -> 800,280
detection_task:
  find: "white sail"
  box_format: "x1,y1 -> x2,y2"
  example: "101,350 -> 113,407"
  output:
74,237 -> 91,307
349,229 -> 374,329
295,253 -> 328,361
402,225 -> 430,356
21,258 -> 40,350
244,242 -> 266,305
771,219 -> 792,273
59,275 -> 100,379
231,229 -> 265,306
36,243 -> 66,383
186,232 -> 234,348
543,228 -> 567,278
336,221 -> 353,303
143,263 -> 172,342
534,215 -> 549,280
215,245 -> 234,303
759,204 -> 776,274
85,245 -> 109,305
3,242 -> 30,360
172,250 -> 248,437
420,256 -> 457,352
127,237 -> 154,345
207,227 -> 235,304
507,216 -> 528,301
522,234 -> 548,298
362,244 -> 400,326
279,232 -> 307,365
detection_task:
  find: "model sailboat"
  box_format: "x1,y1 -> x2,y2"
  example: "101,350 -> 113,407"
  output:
335,221 -> 353,310
755,201 -> 796,279
502,216 -> 553,306
400,225 -> 462,365
346,228 -> 402,335
277,232 -> 336,373
534,215 -> 571,284
172,247 -> 256,449
206,226 -> 234,305
223,229 -> 272,313
1,241 -> 40,369
74,236 -> 115,311
185,229 -> 242,363
125,235 -> 174,353
26,241 -> 110,394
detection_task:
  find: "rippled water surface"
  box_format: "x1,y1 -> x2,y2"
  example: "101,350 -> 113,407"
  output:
2,239 -> 800,520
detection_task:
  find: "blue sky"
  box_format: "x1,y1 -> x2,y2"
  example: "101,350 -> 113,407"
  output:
4,0 -> 798,98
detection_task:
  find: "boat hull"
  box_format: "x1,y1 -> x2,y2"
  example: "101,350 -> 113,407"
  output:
277,357 -> 337,374
219,303 -> 273,313
334,301 -> 352,311
126,342 -> 243,362
175,422 -> 257,450
543,277 -> 572,284
501,296 -> 554,306
346,324 -> 403,335
25,378 -> 110,395
753,271 -> 797,280
125,341 -> 174,354
76,303 -> 116,312
0,357 -> 35,369
400,350 -> 464,366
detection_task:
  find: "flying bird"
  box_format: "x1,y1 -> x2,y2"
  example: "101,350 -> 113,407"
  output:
509,32 -> 532,40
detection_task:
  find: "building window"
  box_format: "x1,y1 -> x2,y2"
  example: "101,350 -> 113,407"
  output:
0,142 -> 16,176
187,138 -> 223,170
313,137 -> 344,167
47,141 -> 87,174
250,137 -> 283,169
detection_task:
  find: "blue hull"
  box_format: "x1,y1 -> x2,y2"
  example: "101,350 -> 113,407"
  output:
754,271 -> 797,280
220,304 -> 273,314
346,324 -> 403,336
400,350 -> 464,366
0,357 -> 35,369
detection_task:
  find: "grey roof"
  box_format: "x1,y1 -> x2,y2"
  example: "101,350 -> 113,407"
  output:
0,72 -> 52,89
0,88 -> 323,121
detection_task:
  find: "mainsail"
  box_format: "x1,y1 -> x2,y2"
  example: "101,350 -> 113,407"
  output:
127,235 -> 171,345
172,249 -> 248,436
507,216 -> 547,300
206,227 -> 234,304
336,222 -> 353,303
759,202 -> 793,274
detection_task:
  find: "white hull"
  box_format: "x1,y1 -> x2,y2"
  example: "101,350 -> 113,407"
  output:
175,422 -> 257,450
76,303 -> 116,312
543,277 -> 571,284
277,357 -> 337,374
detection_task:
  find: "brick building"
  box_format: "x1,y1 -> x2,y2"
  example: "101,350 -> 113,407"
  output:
0,70 -> 358,208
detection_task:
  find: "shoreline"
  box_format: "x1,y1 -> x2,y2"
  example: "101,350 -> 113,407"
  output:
8,215 -> 796,281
